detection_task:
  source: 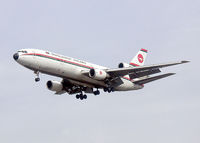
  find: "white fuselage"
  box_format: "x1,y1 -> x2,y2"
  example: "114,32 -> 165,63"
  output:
15,49 -> 143,91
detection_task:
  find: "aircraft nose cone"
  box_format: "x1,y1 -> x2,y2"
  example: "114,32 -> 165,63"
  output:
13,53 -> 19,61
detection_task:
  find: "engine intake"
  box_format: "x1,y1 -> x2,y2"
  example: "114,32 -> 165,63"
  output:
47,80 -> 63,92
118,62 -> 130,68
89,69 -> 108,80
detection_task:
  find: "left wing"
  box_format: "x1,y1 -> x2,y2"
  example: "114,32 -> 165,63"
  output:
132,73 -> 175,85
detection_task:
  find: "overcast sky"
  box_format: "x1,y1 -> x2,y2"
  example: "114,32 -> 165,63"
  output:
0,0 -> 199,143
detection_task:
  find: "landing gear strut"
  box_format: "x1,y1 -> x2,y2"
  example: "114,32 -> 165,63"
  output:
76,89 -> 87,100
34,71 -> 40,82
104,80 -> 114,93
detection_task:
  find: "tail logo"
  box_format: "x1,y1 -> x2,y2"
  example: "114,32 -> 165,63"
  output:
138,54 -> 144,63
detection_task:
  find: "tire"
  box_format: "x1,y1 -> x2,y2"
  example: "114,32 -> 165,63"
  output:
96,90 -> 100,95
35,78 -> 40,82
83,95 -> 87,99
108,88 -> 112,93
80,96 -> 84,100
76,94 -> 80,99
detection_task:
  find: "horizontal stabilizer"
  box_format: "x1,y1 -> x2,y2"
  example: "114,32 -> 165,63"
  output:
133,73 -> 176,85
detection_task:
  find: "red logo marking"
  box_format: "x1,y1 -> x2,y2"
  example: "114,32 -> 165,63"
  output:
100,71 -> 102,75
138,54 -> 144,63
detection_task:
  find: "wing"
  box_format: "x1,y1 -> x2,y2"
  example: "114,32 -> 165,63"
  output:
133,73 -> 175,85
55,90 -> 67,95
106,61 -> 189,78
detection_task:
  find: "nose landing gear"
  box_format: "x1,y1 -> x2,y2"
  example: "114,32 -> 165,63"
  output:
34,71 -> 40,82
35,78 -> 40,82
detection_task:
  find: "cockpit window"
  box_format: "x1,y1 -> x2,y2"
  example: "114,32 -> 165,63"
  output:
18,50 -> 28,53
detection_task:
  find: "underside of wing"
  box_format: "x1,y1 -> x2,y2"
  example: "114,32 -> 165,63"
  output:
133,73 -> 175,85
55,90 -> 67,95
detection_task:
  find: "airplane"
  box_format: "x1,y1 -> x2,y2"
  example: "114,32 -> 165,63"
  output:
13,49 -> 189,100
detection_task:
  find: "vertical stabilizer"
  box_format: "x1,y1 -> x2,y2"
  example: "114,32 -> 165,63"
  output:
130,49 -> 148,67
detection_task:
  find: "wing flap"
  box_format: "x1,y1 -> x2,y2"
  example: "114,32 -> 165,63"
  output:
133,73 -> 175,85
129,68 -> 161,79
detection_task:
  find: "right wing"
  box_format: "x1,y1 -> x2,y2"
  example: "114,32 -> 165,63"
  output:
80,60 -> 189,87
106,61 -> 189,78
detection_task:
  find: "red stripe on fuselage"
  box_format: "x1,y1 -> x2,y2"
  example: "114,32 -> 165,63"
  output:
23,53 -> 94,69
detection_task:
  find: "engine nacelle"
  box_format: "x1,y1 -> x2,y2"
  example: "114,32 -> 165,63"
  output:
89,69 -> 108,80
118,62 -> 130,68
46,80 -> 63,92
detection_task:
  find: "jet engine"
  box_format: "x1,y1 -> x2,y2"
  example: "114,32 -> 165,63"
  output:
118,62 -> 130,68
46,80 -> 63,92
89,69 -> 108,80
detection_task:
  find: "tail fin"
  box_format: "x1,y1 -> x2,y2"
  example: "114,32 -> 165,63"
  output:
130,49 -> 148,67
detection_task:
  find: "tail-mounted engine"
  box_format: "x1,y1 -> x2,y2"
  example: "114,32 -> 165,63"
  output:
46,80 -> 63,92
118,62 -> 130,68
89,69 -> 108,80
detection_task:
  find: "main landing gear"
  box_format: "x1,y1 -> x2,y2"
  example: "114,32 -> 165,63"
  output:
103,87 -> 114,93
93,89 -> 100,96
76,94 -> 87,100
34,71 -> 40,82
104,80 -> 115,93
75,89 -> 100,100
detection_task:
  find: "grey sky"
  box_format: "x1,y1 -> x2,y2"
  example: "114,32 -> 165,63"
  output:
0,0 -> 199,143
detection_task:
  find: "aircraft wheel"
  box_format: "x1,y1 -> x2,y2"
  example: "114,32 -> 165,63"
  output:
107,87 -> 114,93
35,78 -> 40,82
94,90 -> 100,95
96,90 -> 100,95
103,88 -> 108,92
80,96 -> 84,100
83,95 -> 87,99
76,94 -> 79,99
